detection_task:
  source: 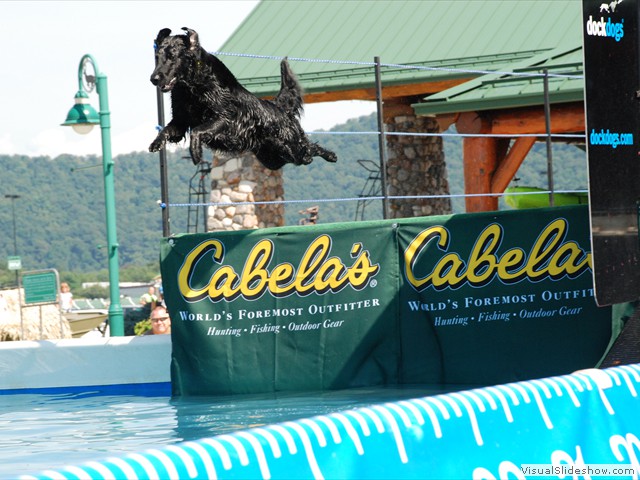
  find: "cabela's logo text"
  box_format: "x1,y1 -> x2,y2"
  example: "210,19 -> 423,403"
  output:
178,234 -> 379,302
405,218 -> 591,291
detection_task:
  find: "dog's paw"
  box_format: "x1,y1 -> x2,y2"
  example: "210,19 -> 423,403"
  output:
149,137 -> 165,152
324,151 -> 338,163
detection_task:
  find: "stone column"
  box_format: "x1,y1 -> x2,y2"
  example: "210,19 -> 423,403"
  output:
207,152 -> 284,231
385,115 -> 452,218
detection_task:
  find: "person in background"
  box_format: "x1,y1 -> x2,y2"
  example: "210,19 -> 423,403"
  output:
139,286 -> 157,310
59,282 -> 73,312
298,205 -> 319,225
147,305 -> 171,335
156,284 -> 165,307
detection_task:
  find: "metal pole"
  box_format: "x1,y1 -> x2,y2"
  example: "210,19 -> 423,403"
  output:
9,198 -> 17,257
6,195 -> 19,286
4,194 -> 23,335
92,58 -> 123,336
543,68 -> 555,207
374,56 -> 389,219
156,80 -> 171,237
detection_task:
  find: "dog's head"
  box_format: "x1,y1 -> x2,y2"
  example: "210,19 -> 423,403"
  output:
150,27 -> 201,92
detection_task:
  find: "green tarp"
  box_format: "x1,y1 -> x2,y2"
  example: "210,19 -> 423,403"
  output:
161,206 -> 615,396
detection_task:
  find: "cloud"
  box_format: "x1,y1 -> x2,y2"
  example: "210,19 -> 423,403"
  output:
0,133 -> 17,155
302,101 -> 377,131
28,123 -> 161,158
31,128 -> 101,158
112,123 -> 159,155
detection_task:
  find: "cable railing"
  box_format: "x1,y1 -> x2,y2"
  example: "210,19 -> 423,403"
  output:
166,190 -> 588,209
212,51 -> 585,80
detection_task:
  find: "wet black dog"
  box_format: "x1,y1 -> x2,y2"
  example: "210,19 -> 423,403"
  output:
149,27 -> 337,170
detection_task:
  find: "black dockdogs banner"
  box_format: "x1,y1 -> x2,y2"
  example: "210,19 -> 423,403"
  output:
161,206 -> 615,395
583,0 -> 640,305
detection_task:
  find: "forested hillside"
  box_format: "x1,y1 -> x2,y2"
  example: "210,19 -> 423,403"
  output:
0,150 -> 194,276
0,113 -> 588,282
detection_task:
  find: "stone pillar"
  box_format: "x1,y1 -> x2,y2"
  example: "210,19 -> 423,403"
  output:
207,152 -> 285,231
385,115 -> 452,218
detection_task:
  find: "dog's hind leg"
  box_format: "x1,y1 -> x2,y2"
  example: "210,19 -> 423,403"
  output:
188,129 -> 206,165
189,119 -> 230,165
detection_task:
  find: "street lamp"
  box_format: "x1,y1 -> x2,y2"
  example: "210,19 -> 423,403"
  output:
4,194 -> 20,286
61,54 -> 123,336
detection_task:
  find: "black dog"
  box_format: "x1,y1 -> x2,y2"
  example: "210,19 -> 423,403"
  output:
149,27 -> 337,170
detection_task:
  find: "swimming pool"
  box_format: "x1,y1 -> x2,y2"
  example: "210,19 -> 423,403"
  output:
9,365 -> 640,479
2,386 -> 450,477
3,335 -> 640,479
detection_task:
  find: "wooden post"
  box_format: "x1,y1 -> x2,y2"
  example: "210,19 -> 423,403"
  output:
458,111 -> 507,212
463,136 -> 500,212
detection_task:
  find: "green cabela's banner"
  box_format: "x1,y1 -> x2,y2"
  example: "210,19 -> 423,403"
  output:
161,206 -> 616,395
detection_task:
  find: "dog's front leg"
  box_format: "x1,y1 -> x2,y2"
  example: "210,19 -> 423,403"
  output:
149,123 -> 185,152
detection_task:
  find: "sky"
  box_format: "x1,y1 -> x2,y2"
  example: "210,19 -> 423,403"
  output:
0,1 -> 375,158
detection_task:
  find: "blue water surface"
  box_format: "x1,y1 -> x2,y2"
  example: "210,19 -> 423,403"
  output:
0,385 -> 453,477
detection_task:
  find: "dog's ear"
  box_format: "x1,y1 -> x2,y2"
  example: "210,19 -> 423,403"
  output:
155,28 -> 171,47
181,27 -> 199,51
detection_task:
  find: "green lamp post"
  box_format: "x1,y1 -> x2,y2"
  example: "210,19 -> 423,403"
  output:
62,54 -> 124,336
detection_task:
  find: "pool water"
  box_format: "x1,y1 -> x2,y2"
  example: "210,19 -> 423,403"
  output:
0,385 -> 454,477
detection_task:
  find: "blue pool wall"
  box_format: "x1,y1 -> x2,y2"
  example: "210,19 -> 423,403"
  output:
21,363 -> 640,480
0,335 -> 171,395
2,338 -> 639,478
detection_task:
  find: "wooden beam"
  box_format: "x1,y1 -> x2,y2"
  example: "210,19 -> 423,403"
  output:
301,78 -> 472,104
490,103 -> 584,134
435,113 -> 459,132
456,103 -> 585,135
455,111 -> 485,134
491,136 -> 537,194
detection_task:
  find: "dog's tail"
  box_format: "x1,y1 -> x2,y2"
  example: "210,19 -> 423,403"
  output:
275,58 -> 304,118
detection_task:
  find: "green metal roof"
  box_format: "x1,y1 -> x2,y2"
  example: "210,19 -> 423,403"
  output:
218,0 -> 583,99
235,49 -> 554,97
413,46 -> 584,115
